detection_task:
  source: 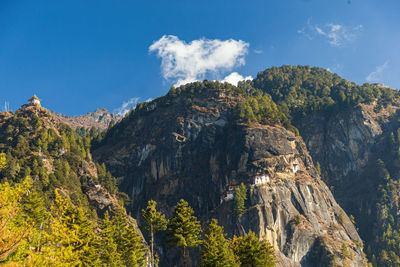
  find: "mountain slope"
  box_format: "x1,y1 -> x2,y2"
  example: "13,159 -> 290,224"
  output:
0,102 -> 149,265
93,81 -> 365,266
253,65 -> 400,266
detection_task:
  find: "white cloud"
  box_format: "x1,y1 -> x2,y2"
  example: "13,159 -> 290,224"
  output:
254,49 -> 263,54
114,97 -> 140,115
221,72 -> 252,86
298,20 -> 362,47
149,35 -> 249,87
366,61 -> 389,83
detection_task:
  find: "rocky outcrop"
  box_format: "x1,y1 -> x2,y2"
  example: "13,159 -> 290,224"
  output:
93,83 -> 366,266
52,108 -> 122,130
296,103 -> 390,185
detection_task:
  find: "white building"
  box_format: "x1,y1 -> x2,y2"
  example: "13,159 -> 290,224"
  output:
220,191 -> 235,203
221,183 -> 239,203
225,192 -> 234,200
254,175 -> 270,185
28,95 -> 41,106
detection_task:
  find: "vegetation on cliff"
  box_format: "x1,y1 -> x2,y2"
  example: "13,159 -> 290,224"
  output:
0,106 -> 146,266
364,124 -> 400,267
253,65 -> 398,120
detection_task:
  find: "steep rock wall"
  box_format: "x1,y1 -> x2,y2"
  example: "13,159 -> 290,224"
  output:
93,86 -> 366,266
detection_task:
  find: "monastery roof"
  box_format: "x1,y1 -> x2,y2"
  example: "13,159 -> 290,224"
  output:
28,95 -> 41,101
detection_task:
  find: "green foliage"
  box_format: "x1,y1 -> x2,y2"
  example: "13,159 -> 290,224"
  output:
0,177 -> 33,261
253,65 -> 398,120
359,126 -> 400,266
341,243 -> 350,259
168,199 -> 202,267
234,183 -> 247,216
200,219 -> 239,267
316,161 -> 321,175
109,207 -> 147,266
96,162 -> 118,194
98,211 -> 123,266
142,200 -> 168,267
235,94 -> 298,135
0,152 -> 6,170
0,185 -> 147,266
231,231 -> 277,267
40,189 -> 100,266
338,209 -> 345,225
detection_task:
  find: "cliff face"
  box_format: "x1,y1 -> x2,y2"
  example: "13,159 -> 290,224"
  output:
93,83 -> 365,266
296,103 -> 387,185
295,102 -> 400,251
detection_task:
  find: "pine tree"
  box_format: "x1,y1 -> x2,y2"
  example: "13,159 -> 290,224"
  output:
234,183 -> 247,215
98,211 -> 122,266
142,200 -> 167,267
112,207 -> 147,266
41,189 -> 99,266
168,199 -> 202,267
231,231 -> 276,267
200,219 -> 239,267
0,177 -> 33,261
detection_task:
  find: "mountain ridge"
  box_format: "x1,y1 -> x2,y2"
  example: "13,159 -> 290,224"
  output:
51,107 -> 122,131
93,79 -> 366,266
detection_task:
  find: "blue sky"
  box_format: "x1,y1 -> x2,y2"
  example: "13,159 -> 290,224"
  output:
0,0 -> 399,116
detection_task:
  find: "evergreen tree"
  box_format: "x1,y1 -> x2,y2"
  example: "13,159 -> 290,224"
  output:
0,177 -> 32,261
111,207 -> 147,267
142,200 -> 168,267
234,183 -> 247,215
231,231 -> 276,267
168,199 -> 202,267
98,211 -> 122,266
200,219 -> 239,267
41,189 -> 99,266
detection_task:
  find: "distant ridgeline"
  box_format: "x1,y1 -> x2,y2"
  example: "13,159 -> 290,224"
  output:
95,80 -> 298,150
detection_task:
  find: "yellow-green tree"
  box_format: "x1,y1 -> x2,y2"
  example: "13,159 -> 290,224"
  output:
98,211 -> 122,266
40,189 -> 99,266
0,177 -> 32,261
0,152 -> 6,170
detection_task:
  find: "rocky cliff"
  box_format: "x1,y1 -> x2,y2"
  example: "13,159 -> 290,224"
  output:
250,65 -> 400,265
52,108 -> 122,130
93,81 -> 366,266
295,102 -> 400,261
